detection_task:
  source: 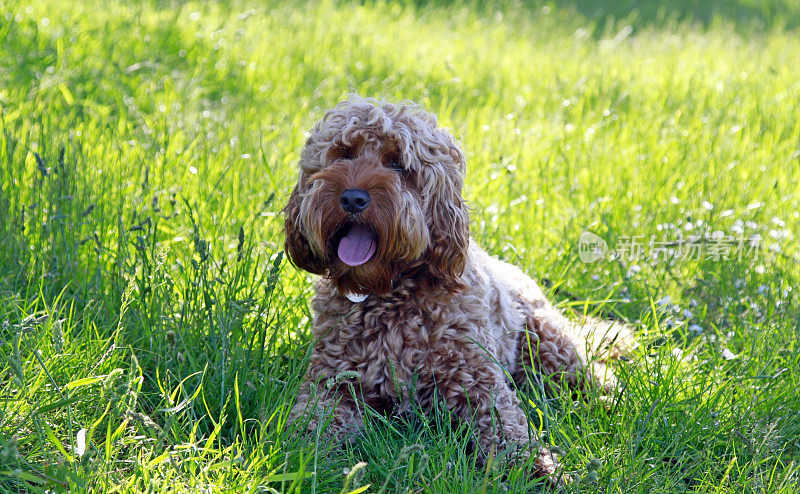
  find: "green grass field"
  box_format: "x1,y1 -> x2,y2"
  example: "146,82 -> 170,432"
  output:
2,0 -> 800,492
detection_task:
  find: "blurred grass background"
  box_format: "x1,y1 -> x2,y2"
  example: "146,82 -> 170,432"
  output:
1,0 -> 799,492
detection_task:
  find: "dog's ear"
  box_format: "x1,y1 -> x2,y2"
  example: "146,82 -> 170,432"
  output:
424,142 -> 469,292
283,183 -> 327,275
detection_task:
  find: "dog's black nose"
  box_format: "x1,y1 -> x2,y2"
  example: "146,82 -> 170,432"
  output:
340,188 -> 370,214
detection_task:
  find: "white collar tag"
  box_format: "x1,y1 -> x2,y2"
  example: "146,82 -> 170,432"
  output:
345,292 -> 368,303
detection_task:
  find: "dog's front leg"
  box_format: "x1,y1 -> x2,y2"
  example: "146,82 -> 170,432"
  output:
437,366 -> 564,485
288,378 -> 364,442
479,380 -> 565,485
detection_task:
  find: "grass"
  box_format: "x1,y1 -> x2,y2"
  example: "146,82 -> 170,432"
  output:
1,0 -> 799,492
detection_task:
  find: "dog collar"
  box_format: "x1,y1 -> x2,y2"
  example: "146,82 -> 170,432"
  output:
345,292 -> 368,303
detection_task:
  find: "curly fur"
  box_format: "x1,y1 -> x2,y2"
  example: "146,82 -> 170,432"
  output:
284,95 -> 631,484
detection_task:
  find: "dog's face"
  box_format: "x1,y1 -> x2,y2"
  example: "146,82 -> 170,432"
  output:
283,96 -> 469,296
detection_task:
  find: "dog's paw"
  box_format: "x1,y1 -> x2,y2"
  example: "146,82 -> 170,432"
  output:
491,442 -> 571,488
532,446 -> 573,488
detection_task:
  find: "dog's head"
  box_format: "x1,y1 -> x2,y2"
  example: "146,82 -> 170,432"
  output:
283,95 -> 469,296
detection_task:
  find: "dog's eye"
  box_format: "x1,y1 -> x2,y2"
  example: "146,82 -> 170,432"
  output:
385,152 -> 404,172
329,144 -> 355,162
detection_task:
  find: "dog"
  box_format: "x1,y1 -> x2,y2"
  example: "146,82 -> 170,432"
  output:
283,95 -> 630,484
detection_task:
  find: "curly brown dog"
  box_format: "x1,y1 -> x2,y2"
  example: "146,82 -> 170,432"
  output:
283,95 -> 630,484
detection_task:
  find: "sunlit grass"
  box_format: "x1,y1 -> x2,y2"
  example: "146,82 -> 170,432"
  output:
1,0 -> 799,492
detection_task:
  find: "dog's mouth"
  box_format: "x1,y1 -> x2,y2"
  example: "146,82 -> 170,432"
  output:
330,222 -> 377,267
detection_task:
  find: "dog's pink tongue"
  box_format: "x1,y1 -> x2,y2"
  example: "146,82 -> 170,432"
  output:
337,225 -> 377,267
